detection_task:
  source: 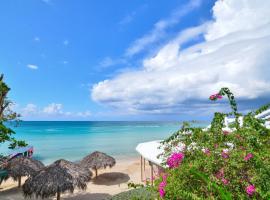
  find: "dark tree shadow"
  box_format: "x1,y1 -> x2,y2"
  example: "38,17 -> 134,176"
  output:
93,172 -> 130,186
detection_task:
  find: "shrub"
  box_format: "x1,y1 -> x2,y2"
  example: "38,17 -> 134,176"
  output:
155,88 -> 270,199
110,187 -> 156,200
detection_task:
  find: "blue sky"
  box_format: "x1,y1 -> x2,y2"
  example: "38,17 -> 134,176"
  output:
1,0 -> 270,121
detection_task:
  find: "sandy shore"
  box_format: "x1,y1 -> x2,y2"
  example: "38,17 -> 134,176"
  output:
0,157 -> 152,200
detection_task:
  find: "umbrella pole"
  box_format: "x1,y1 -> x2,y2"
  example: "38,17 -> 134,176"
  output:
18,176 -> 21,188
95,167 -> 98,177
57,191 -> 61,200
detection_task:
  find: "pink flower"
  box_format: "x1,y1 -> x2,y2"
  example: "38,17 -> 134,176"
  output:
216,94 -> 223,99
244,153 -> 253,161
215,168 -> 224,179
167,152 -> 184,169
203,148 -> 211,156
221,150 -> 229,159
159,188 -> 166,198
209,94 -> 216,100
223,131 -> 230,135
222,178 -> 229,185
246,185 -> 256,196
159,175 -> 167,198
214,143 -> 219,148
209,93 -> 223,101
159,181 -> 166,188
162,174 -> 167,180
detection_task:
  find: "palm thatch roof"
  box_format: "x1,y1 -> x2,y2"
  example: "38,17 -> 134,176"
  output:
80,151 -> 116,177
23,159 -> 92,200
5,157 -> 44,187
80,151 -> 116,170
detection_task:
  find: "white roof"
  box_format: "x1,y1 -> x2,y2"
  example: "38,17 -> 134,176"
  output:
136,140 -> 163,166
255,108 -> 270,119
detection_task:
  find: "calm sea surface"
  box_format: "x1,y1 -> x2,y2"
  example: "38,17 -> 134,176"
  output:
0,121 -> 188,164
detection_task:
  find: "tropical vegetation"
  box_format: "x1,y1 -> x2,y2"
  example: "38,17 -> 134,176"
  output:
0,74 -> 27,150
155,88 -> 270,199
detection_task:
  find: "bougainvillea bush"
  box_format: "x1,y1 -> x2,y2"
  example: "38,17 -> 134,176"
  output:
155,88 -> 270,200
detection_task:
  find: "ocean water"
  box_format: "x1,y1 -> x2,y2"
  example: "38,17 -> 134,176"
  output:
0,121 -> 185,164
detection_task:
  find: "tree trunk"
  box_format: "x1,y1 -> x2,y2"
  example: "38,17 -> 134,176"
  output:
18,176 -> 21,188
57,191 -> 61,200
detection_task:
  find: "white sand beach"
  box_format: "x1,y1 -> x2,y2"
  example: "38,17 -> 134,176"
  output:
0,157 -> 152,200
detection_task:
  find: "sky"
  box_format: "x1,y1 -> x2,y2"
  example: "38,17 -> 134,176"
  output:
0,0 -> 270,121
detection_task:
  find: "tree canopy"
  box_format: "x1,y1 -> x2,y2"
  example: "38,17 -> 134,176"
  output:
0,74 -> 27,149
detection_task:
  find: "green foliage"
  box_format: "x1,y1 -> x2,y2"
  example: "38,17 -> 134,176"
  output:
110,188 -> 156,200
155,88 -> 270,199
128,182 -> 145,189
218,87 -> 238,115
0,74 -> 27,149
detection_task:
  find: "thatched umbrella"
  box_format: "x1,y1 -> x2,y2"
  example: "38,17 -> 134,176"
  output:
23,159 -> 92,200
5,157 -> 44,187
80,151 -> 116,177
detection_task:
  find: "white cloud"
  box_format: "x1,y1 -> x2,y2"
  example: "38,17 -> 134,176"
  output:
205,0 -> 270,41
99,57 -> 126,68
27,64 -> 38,70
22,104 -> 38,116
91,0 -> 270,115
77,111 -> 91,117
20,103 -> 91,119
125,0 -> 202,57
43,103 -> 63,114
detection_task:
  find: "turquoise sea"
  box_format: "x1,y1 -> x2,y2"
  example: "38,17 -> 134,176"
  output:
0,121 -> 187,164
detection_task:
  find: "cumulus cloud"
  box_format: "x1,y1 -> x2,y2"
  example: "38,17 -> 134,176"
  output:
91,0 -> 270,115
27,64 -> 38,70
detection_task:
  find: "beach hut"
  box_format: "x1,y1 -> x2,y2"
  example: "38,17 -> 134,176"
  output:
80,151 -> 116,177
5,157 -> 44,187
23,159 -> 92,200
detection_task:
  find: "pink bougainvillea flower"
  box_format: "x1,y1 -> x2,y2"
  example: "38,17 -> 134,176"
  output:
215,168 -> 224,179
203,148 -> 211,156
244,153 -> 253,161
159,181 -> 166,188
159,175 -> 167,198
167,152 -> 184,169
221,150 -> 229,159
209,93 -> 222,101
223,130 -> 230,135
216,94 -> 223,99
162,174 -> 167,180
209,95 -> 216,100
222,178 -> 229,185
246,185 -> 256,196
159,188 -> 166,198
